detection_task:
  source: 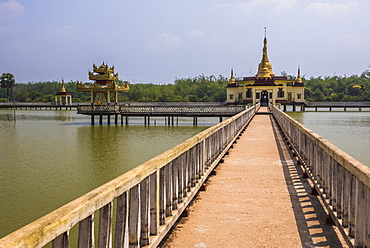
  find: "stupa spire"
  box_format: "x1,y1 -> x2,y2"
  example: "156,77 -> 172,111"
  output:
296,66 -> 302,83
256,28 -> 274,78
230,68 -> 235,83
61,78 -> 66,92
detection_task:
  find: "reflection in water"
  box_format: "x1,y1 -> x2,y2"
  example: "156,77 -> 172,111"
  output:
288,111 -> 370,166
0,110 -> 210,238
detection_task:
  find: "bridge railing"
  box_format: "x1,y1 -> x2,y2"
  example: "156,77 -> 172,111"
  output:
119,106 -> 246,115
0,105 -> 258,248
306,102 -> 370,107
271,105 -> 370,247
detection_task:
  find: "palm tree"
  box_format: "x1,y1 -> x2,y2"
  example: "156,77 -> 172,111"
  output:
0,73 -> 16,101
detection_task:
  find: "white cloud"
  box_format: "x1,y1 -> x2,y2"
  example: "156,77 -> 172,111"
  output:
0,0 -> 24,19
147,33 -> 182,48
42,25 -> 78,39
187,29 -> 220,44
305,1 -> 358,14
214,0 -> 298,12
331,34 -> 370,48
188,29 -> 207,37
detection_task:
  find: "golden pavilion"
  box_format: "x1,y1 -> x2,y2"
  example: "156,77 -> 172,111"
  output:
55,79 -> 72,105
226,34 -> 305,107
77,62 -> 129,104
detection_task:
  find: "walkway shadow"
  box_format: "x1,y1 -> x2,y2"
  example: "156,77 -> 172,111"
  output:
269,115 -> 347,247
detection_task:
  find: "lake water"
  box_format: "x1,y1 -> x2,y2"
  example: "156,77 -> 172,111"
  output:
0,109 -> 369,240
0,110 -> 216,238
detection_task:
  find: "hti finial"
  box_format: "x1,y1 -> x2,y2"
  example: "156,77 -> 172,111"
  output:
264,27 -> 267,38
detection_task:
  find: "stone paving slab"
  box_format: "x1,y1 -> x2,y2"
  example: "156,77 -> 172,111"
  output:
162,107 -> 347,248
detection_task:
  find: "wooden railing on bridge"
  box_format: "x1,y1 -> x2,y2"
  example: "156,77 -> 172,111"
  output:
119,106 -> 246,116
0,102 -> 77,110
0,104 -> 259,248
305,101 -> 370,107
77,104 -> 246,116
271,104 -> 370,247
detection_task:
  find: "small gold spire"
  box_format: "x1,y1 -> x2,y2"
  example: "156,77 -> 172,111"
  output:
61,78 -> 66,92
296,66 -> 302,83
230,68 -> 235,83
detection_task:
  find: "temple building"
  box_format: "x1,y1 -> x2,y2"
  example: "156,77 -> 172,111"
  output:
226,35 -> 305,107
77,62 -> 129,104
55,79 -> 72,105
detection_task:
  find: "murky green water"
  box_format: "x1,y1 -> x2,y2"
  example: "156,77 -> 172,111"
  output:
0,110 -> 215,238
287,111 -> 370,167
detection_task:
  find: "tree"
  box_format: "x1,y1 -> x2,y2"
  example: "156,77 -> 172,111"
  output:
0,73 -> 15,101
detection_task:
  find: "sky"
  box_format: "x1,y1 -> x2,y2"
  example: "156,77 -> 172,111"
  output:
1,0 -> 370,84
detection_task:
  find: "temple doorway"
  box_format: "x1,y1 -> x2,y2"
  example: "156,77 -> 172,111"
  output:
261,90 -> 269,106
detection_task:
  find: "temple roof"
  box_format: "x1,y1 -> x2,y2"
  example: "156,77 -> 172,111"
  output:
89,62 -> 119,81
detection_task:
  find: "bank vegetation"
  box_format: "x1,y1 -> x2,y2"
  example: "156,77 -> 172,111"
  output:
1,69 -> 370,103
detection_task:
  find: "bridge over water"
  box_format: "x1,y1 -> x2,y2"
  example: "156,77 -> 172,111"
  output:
0,104 -> 369,247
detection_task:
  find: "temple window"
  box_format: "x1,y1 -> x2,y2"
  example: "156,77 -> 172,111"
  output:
238,93 -> 243,101
256,92 -> 260,99
288,93 -> 292,101
297,94 -> 302,99
246,88 -> 252,98
229,94 -> 234,100
278,88 -> 284,98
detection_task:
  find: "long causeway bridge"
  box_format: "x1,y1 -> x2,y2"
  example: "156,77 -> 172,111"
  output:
0,104 -> 370,247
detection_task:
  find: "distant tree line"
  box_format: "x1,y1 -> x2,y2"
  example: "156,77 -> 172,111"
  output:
0,75 -> 229,103
1,69 -> 370,103
303,69 -> 370,101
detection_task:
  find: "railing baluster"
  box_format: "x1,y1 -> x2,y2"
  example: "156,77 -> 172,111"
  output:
166,162 -> 173,217
114,192 -> 127,248
98,202 -> 113,248
172,159 -> 179,209
150,172 -> 158,235
78,215 -> 94,248
355,180 -> 366,247
178,155 -> 184,203
366,187 -> 370,247
342,169 -> 350,228
128,185 -> 140,248
336,164 -> 343,219
159,167 -> 166,225
52,232 -> 69,248
140,177 -> 150,246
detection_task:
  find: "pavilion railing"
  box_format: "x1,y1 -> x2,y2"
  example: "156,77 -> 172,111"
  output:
271,104 -> 370,247
0,104 -> 259,248
78,105 -> 119,114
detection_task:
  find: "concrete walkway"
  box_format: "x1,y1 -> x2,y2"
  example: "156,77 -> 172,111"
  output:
162,107 -> 347,247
